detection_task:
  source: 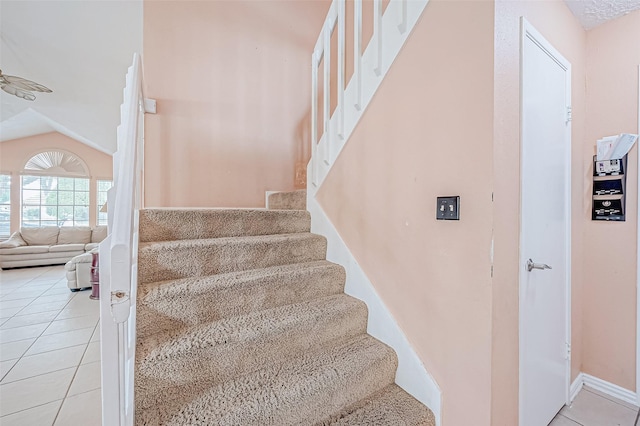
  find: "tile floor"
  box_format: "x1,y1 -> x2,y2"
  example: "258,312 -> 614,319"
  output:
0,265 -> 101,425
549,386 -> 639,426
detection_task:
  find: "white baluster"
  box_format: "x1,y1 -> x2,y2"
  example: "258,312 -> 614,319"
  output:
323,22 -> 331,165
373,0 -> 382,76
337,0 -> 345,140
354,0 -> 362,111
311,51 -> 319,187
398,0 -> 407,33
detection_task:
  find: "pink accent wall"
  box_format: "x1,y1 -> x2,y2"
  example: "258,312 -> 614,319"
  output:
583,10 -> 640,392
0,132 -> 113,232
317,1 -> 496,424
142,0 -> 330,207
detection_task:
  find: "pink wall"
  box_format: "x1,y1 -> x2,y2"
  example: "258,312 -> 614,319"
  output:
0,132 -> 113,232
317,1 -> 496,424
143,0 -> 330,207
140,0 -> 638,421
318,0 -> 628,423
493,2 -> 587,424
583,10 -> 640,392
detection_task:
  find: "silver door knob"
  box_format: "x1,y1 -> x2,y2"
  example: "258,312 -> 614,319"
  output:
527,258 -> 552,272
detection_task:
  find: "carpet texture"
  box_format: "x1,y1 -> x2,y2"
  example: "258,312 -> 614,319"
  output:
135,207 -> 435,425
267,190 -> 307,210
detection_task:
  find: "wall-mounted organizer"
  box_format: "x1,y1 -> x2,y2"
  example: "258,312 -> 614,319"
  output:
592,154 -> 627,221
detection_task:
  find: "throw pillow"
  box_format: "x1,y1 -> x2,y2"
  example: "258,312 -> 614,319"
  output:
0,232 -> 27,248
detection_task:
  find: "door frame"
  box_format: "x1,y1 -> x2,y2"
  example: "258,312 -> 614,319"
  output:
518,18 -> 573,425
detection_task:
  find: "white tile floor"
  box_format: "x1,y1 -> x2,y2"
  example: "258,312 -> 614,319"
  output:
550,387 -> 639,426
0,265 -> 101,425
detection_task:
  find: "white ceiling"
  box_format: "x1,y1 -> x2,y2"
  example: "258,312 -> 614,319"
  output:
0,0 -> 638,155
565,0 -> 640,29
0,0 -> 142,154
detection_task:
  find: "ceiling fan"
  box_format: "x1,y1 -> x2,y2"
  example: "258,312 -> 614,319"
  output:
0,69 -> 52,101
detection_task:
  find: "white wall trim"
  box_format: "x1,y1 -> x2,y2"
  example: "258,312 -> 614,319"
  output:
571,373 -> 639,407
264,190 -> 278,209
570,373 -> 584,402
307,192 -> 442,426
636,63 -> 640,406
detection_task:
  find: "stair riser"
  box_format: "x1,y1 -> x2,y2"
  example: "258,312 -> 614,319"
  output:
137,264 -> 346,339
139,209 -> 310,242
135,304 -> 368,404
138,235 -> 327,284
267,190 -> 307,210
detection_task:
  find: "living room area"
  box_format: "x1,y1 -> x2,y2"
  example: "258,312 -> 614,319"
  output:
0,131 -> 112,424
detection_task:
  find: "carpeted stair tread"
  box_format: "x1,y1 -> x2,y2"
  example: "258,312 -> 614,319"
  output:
136,334 -> 398,425
267,189 -> 307,210
139,208 -> 310,242
135,294 -> 368,394
138,232 -> 327,284
137,261 -> 346,339
320,384 -> 436,425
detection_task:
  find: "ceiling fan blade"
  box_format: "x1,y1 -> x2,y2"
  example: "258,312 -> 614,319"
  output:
4,75 -> 52,92
1,84 -> 36,101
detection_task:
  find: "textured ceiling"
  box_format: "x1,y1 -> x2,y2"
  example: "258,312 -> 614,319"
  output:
565,0 -> 640,29
0,1 -> 142,154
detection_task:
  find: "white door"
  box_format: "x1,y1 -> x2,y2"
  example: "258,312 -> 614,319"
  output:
519,19 -> 572,426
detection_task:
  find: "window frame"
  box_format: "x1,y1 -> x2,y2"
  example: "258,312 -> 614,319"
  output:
21,175 -> 91,228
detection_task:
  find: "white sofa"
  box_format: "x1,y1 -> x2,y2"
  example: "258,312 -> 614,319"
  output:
0,226 -> 106,270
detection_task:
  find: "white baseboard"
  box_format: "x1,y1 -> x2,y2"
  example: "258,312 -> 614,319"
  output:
570,373 -> 584,402
307,192 -> 442,426
571,372 -> 638,407
264,191 -> 277,208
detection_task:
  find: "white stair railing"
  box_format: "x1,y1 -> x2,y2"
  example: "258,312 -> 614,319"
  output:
99,53 -> 148,426
309,0 -> 429,190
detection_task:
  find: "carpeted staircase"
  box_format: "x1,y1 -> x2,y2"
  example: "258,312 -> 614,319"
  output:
134,201 -> 435,424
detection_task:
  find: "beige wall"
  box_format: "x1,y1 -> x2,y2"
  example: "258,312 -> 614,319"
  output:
317,1 -> 496,424
492,1 -> 587,424
143,0 -> 330,208
0,132 -> 113,232
582,10 -> 640,392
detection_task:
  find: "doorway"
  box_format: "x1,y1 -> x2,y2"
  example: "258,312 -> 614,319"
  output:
519,18 -> 572,426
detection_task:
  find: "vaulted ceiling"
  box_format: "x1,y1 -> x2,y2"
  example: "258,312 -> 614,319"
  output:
1,0 -> 638,155
0,0 -> 142,154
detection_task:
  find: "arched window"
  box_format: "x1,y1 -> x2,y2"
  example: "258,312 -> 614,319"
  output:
24,151 -> 89,177
21,150 -> 91,227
